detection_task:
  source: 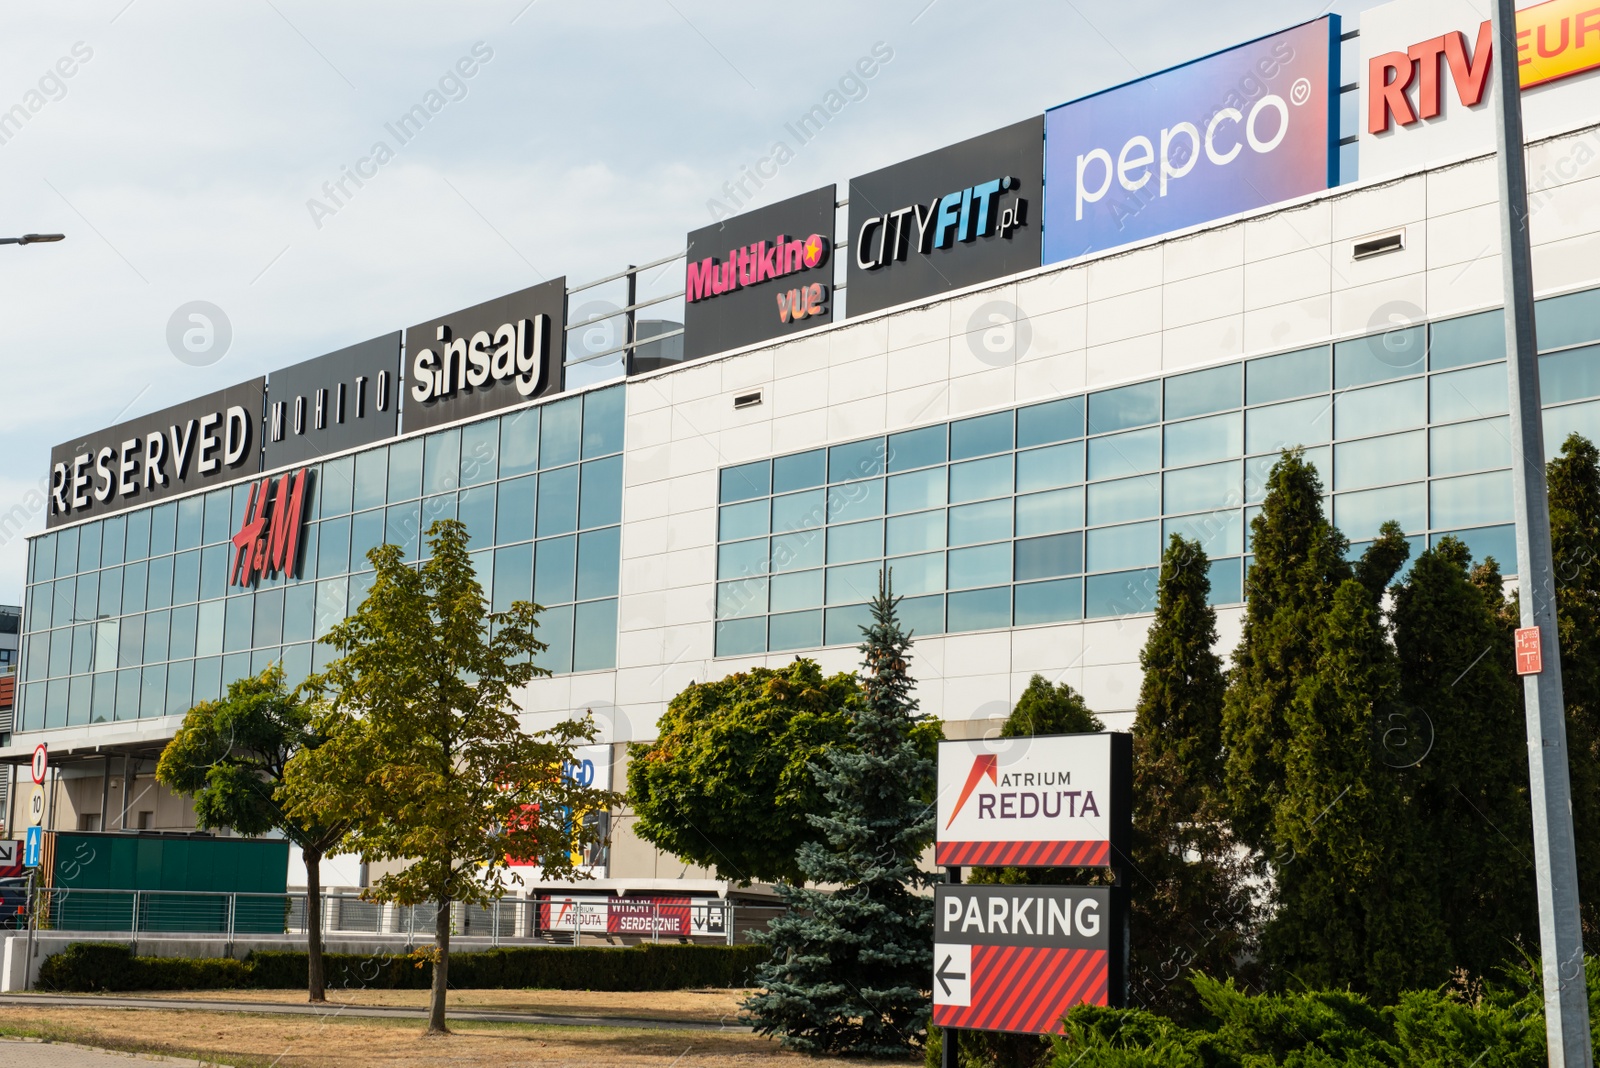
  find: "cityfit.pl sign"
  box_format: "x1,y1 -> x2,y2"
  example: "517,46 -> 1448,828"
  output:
1360,0 -> 1600,179
682,185 -> 835,361
404,278 -> 566,433
48,378 -> 265,528
933,884 -> 1122,1034
936,733 -> 1131,868
846,117 -> 1043,318
1044,17 -> 1339,263
263,333 -> 401,470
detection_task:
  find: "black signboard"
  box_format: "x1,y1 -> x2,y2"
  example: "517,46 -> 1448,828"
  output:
47,379 -> 265,528
933,884 -> 1123,1034
262,332 -> 401,471
403,278 -> 567,433
682,185 -> 836,361
846,117 -> 1044,318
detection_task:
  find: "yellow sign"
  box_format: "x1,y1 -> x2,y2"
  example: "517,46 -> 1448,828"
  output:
1516,0 -> 1600,89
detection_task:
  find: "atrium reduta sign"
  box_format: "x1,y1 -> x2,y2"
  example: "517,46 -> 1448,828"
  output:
230,467 -> 311,587
936,733 -> 1131,869
681,185 -> 837,361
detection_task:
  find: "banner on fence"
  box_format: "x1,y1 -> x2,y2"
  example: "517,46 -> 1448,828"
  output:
536,895 -> 731,937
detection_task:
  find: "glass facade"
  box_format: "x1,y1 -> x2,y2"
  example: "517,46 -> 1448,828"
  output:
17,386 -> 626,733
713,290 -> 1600,657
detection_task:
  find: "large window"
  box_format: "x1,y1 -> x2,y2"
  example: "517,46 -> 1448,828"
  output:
18,386 -> 625,733
711,296 -> 1600,657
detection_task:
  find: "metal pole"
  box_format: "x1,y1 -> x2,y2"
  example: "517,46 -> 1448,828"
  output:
1489,1 -> 1594,1063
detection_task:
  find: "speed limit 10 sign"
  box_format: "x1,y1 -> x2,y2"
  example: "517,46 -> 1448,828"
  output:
31,744 -> 47,785
28,786 -> 45,826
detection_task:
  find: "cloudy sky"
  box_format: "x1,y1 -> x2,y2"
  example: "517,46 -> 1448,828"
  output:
0,0 -> 1381,600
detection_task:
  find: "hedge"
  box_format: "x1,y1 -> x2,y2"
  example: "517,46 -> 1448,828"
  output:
38,941 -> 770,993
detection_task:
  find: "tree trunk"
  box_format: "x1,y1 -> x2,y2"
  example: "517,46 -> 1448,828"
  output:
427,895 -> 451,1034
305,849 -> 326,1003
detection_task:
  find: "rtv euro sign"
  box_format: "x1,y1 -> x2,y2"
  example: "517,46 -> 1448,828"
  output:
1043,17 -> 1340,263
936,733 -> 1130,868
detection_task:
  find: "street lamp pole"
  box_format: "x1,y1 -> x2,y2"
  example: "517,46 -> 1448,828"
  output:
1488,0 -> 1594,1064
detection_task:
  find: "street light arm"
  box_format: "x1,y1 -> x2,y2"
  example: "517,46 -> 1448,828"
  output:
0,234 -> 66,246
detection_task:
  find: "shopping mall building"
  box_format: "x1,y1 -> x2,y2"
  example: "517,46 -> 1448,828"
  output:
8,0 -> 1600,895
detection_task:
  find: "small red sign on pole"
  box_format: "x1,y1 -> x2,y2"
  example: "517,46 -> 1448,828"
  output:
1515,627 -> 1543,676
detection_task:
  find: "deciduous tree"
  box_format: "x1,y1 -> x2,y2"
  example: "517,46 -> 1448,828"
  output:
157,665 -> 343,1002
625,659 -> 859,884
283,520 -> 618,1034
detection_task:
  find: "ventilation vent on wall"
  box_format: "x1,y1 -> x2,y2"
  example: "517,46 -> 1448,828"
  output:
1352,229 -> 1406,260
733,390 -> 763,410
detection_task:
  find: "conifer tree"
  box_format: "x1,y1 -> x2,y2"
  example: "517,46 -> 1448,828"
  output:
1391,537 -> 1536,976
744,575 -> 938,1057
1221,451 -> 1352,850
1128,535 -> 1255,1018
1544,432 -> 1600,937
1269,579 -> 1448,998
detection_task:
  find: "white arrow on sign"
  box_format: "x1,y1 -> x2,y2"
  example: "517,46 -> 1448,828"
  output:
932,943 -> 971,1007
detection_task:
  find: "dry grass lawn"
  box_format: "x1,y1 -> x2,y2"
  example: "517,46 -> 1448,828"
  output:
127,986 -> 751,1025
0,1003 -> 917,1067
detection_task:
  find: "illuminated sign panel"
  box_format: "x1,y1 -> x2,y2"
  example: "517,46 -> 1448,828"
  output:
263,333 -> 401,469
846,118 -> 1043,318
404,279 -> 566,433
1043,17 -> 1339,263
682,185 -> 836,360
47,379 -> 265,528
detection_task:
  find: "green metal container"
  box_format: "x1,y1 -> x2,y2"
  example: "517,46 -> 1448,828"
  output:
45,831 -> 290,934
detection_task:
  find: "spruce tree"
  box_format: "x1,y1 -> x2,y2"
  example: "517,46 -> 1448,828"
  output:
1128,535 -> 1255,1018
1544,432 -> 1600,938
744,575 -> 937,1057
1269,579 -> 1448,998
1391,537 -> 1536,976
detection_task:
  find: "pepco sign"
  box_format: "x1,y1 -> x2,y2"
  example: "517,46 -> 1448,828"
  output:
1043,17 -> 1339,263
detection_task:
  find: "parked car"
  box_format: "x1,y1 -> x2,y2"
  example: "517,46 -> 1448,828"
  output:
0,877 -> 27,929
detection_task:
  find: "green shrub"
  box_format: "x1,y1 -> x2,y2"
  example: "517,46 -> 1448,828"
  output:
37,941 -> 769,993
37,943 -> 251,993
1047,963 -> 1591,1068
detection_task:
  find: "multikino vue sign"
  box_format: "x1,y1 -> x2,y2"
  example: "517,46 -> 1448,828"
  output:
1043,17 -> 1339,263
936,733 -> 1131,868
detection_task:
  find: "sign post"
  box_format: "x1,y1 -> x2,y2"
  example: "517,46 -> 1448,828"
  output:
933,732 -> 1132,1043
1489,0 -> 1594,1060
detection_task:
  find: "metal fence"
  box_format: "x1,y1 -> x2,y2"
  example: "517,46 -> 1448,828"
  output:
18,887 -> 783,949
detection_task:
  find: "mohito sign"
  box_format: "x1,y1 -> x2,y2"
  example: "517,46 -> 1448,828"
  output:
936,733 -> 1131,868
47,378 -> 264,527
230,468 -> 311,587
933,884 -> 1123,1034
1360,0 -> 1600,179
1044,17 -> 1339,262
682,184 -> 836,361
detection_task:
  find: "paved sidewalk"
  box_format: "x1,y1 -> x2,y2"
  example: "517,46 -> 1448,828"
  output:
0,993 -> 745,1032
0,1038 -> 216,1065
